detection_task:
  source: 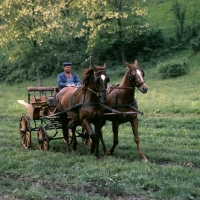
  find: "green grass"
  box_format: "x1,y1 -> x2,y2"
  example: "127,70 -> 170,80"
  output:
1,49 -> 200,199
146,0 -> 200,37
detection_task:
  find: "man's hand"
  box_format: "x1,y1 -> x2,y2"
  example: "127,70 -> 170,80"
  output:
66,84 -> 75,87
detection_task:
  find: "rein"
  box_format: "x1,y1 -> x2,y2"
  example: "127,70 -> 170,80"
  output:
110,100 -> 143,115
87,87 -> 107,95
49,102 -> 101,117
49,101 -> 143,118
86,87 -> 100,96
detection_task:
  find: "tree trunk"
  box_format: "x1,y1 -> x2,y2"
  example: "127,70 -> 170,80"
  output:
34,50 -> 41,86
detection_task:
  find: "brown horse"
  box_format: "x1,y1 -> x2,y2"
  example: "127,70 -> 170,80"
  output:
55,63 -> 109,158
102,60 -> 148,162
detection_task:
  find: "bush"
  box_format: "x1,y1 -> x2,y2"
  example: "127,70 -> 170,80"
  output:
158,60 -> 188,79
191,36 -> 200,53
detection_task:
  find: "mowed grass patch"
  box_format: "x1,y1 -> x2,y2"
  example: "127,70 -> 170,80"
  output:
1,113 -> 200,199
1,55 -> 200,199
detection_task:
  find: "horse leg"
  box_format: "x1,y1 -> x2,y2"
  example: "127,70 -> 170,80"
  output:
71,125 -> 78,151
99,129 -> 107,155
107,121 -> 119,156
131,117 -> 148,162
97,119 -> 107,155
94,125 -> 101,158
81,119 -> 99,158
60,114 -> 71,153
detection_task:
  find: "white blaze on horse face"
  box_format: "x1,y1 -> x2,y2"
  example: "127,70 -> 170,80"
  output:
136,69 -> 145,85
101,74 -> 106,81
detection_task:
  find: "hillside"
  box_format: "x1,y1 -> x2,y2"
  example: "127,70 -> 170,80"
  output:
146,0 -> 200,37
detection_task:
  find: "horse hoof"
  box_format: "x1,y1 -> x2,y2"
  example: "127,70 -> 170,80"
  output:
106,150 -> 113,156
66,150 -> 71,154
90,147 -> 95,154
72,145 -> 77,151
106,151 -> 110,156
141,157 -> 148,163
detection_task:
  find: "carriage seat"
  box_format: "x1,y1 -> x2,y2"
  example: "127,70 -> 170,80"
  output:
27,87 -> 59,117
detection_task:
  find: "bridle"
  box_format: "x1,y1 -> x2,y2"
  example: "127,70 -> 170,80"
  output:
86,69 -> 109,98
129,66 -> 145,88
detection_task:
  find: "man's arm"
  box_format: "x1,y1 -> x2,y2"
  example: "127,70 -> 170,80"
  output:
57,73 -> 67,88
73,73 -> 82,85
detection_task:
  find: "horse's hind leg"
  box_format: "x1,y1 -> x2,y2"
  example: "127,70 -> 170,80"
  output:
131,117 -> 148,162
71,126 -> 78,151
107,121 -> 119,156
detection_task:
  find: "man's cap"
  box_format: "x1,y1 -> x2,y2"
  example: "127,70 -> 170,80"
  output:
63,62 -> 72,67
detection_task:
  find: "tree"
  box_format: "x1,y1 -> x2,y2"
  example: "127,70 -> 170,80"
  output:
74,0 -> 148,64
171,0 -> 186,43
0,0 -> 73,86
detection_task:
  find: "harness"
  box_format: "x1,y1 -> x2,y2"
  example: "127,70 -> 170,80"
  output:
49,67 -> 144,117
50,69 -> 108,117
106,66 -> 145,116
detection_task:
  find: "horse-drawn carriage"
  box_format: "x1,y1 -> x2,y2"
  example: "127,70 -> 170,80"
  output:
17,61 -> 148,161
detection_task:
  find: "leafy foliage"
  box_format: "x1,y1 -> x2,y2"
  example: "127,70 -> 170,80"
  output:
191,35 -> 200,53
158,60 -> 188,79
0,0 -> 200,84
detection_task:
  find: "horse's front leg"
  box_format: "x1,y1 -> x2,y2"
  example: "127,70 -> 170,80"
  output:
82,119 -> 99,158
94,125 -> 101,158
96,119 -> 107,155
107,121 -> 119,156
131,117 -> 148,162
99,129 -> 107,155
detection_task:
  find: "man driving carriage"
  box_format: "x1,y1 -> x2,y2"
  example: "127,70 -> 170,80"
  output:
57,62 -> 82,89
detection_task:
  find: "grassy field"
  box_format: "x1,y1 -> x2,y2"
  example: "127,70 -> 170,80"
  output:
0,50 -> 200,200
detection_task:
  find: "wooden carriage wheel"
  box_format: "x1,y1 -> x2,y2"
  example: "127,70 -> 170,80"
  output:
37,125 -> 49,151
19,114 -> 31,149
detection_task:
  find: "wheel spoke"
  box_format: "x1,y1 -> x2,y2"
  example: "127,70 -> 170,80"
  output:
37,125 -> 49,151
19,114 -> 31,149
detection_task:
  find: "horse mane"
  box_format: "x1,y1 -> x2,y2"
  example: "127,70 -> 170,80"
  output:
82,68 -> 94,86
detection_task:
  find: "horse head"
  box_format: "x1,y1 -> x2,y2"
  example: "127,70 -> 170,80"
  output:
125,60 -> 148,93
92,63 -> 109,104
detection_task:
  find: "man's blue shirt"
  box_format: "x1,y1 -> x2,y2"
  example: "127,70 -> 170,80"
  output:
57,72 -> 82,89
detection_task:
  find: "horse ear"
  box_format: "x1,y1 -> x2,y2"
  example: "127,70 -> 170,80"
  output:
103,62 -> 106,69
125,62 -> 132,69
92,63 -> 95,68
134,60 -> 138,67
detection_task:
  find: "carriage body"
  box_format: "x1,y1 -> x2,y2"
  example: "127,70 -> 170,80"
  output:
17,87 -> 74,150
18,87 -> 59,119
